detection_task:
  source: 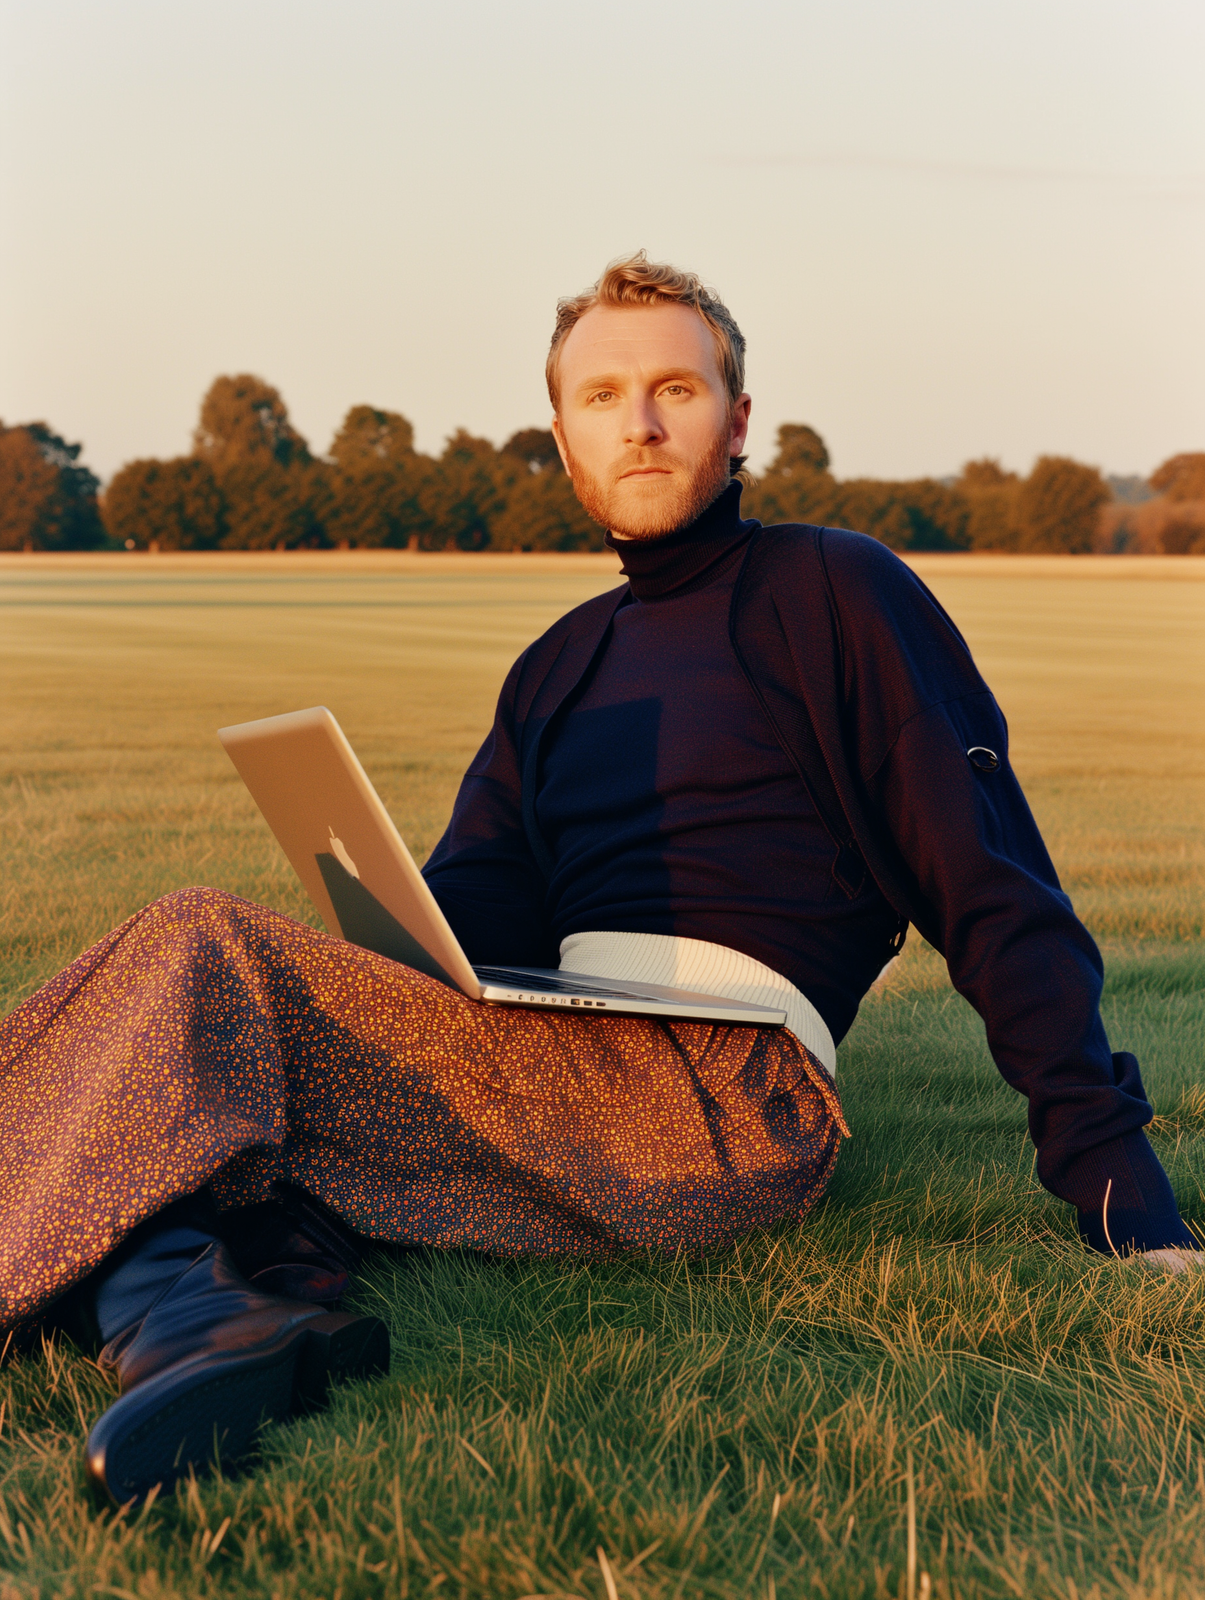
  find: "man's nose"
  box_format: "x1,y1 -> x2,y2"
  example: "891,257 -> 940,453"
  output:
623,399 -> 664,447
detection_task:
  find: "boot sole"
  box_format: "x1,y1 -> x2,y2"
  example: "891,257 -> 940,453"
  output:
86,1311 -> 389,1504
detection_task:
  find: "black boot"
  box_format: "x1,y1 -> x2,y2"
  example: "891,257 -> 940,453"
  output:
83,1196 -> 389,1503
217,1184 -> 367,1306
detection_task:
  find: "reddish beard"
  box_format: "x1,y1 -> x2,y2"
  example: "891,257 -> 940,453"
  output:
562,428 -> 734,541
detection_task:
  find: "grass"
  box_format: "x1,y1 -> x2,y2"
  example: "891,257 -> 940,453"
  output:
0,548 -> 1203,1599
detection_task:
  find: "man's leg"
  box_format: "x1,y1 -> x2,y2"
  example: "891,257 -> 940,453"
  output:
1,885 -> 845,1493
74,1196 -> 385,1504
1,886 -> 845,1312
74,1191 -> 388,1502
0,885 -> 410,1502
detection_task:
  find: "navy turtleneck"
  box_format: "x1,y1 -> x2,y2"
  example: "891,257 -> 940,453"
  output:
535,482 -> 901,1043
604,481 -> 758,599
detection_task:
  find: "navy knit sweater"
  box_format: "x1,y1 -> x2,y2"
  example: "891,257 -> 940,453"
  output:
536,497 -> 900,1044
424,485 -> 1194,1257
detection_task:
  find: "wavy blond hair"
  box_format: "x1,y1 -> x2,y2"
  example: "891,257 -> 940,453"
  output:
546,251 -> 747,414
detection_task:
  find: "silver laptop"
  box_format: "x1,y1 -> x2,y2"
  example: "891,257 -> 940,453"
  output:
217,706 -> 786,1028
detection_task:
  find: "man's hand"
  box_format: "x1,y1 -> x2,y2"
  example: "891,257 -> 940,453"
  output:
1135,1247 -> 1205,1274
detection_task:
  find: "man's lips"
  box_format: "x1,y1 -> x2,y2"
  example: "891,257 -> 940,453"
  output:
619,467 -> 672,479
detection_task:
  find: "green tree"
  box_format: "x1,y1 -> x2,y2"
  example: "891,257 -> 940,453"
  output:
325,455 -> 435,548
193,375 -> 309,471
219,460 -> 331,549
0,427 -> 57,550
766,423 -> 831,477
0,422 -> 104,550
743,424 -> 834,526
500,428 -> 563,474
1150,452 -> 1205,502
188,375 -> 319,548
958,458 -> 1014,492
956,458 -> 1021,550
329,406 -> 415,466
323,406 -> 432,547
489,469 -> 605,550
1017,456 -> 1109,553
745,453 -> 969,551
419,431 -> 513,550
823,478 -> 970,551
742,472 -> 828,529
102,457 -> 224,550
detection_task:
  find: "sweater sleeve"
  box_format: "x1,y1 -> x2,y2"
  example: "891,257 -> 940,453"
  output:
795,527 -> 1192,1255
421,651 -> 559,969
864,673 -> 1194,1255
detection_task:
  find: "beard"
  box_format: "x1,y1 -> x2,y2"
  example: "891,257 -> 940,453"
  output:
562,428 -> 733,541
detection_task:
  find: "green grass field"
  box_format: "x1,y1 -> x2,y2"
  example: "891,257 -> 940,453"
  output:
0,550 -> 1203,1600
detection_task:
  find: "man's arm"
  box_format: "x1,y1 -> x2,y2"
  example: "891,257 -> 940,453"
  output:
782,525 -> 1197,1260
867,688 -> 1196,1257
421,651 -> 559,969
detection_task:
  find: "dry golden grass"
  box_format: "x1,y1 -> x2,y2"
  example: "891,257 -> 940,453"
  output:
0,550 -> 1203,1599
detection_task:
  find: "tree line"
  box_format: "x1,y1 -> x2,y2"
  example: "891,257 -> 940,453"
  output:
2,375 -> 1203,553
747,425 -> 1205,555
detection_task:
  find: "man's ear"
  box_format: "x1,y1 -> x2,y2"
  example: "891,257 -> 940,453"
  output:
551,416 -> 572,473
730,394 -> 752,458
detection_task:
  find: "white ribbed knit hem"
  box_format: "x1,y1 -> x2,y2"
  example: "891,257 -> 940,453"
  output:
559,930 -> 836,1078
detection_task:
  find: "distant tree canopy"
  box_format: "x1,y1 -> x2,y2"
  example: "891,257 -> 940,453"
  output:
102,458 -> 224,550
743,425 -> 969,551
88,377 -> 1205,555
421,430 -> 510,551
329,406 -> 415,466
1150,452 -> 1205,502
958,458 -> 1016,492
1102,451 -> 1205,554
193,375 -> 309,471
953,459 -> 1021,550
742,430 -> 1141,555
1016,457 -> 1109,553
949,454 -> 1112,554
501,428 -> 563,474
217,460 -> 329,550
0,422 -> 104,550
766,423 -> 831,477
101,381 -> 604,552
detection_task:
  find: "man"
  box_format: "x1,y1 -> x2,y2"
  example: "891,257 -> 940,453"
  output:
0,252 -> 1195,1505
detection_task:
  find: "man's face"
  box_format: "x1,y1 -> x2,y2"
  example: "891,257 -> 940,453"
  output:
551,303 -> 751,540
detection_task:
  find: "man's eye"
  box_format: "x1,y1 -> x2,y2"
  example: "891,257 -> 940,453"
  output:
663,385 -> 688,396
591,390 -> 615,403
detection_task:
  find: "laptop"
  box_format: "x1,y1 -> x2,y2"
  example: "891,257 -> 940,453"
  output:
217,706 -> 786,1028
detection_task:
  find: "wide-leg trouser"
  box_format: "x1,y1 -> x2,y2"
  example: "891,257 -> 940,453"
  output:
0,887 -> 846,1330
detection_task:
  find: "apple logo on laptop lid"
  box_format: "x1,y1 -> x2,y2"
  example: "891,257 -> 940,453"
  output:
328,826 -> 360,880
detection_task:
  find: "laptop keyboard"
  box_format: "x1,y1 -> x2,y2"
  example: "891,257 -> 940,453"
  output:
473,966 -> 637,1000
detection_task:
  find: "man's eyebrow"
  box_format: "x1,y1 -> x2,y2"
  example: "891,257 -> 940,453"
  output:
572,366 -> 711,395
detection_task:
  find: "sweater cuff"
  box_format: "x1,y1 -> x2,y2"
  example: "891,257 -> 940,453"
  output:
1072,1129 -> 1198,1256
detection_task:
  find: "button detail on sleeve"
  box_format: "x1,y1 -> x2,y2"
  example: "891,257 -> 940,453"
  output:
967,747 -> 1000,772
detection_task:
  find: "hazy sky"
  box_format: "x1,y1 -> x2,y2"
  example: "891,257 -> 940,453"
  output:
2,0 -> 1202,483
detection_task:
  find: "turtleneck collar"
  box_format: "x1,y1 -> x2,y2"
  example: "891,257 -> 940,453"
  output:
604,481 -> 757,602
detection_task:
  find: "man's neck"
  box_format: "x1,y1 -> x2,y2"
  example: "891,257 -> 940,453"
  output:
608,478 -> 735,543
604,481 -> 753,602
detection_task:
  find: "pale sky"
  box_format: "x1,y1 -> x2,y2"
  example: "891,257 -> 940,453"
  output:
1,0 -> 1202,484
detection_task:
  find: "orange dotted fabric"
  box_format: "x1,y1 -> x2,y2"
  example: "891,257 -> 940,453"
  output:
0,887 -> 847,1329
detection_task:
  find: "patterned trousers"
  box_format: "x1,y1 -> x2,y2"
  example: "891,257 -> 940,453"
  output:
0,888 -> 846,1329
